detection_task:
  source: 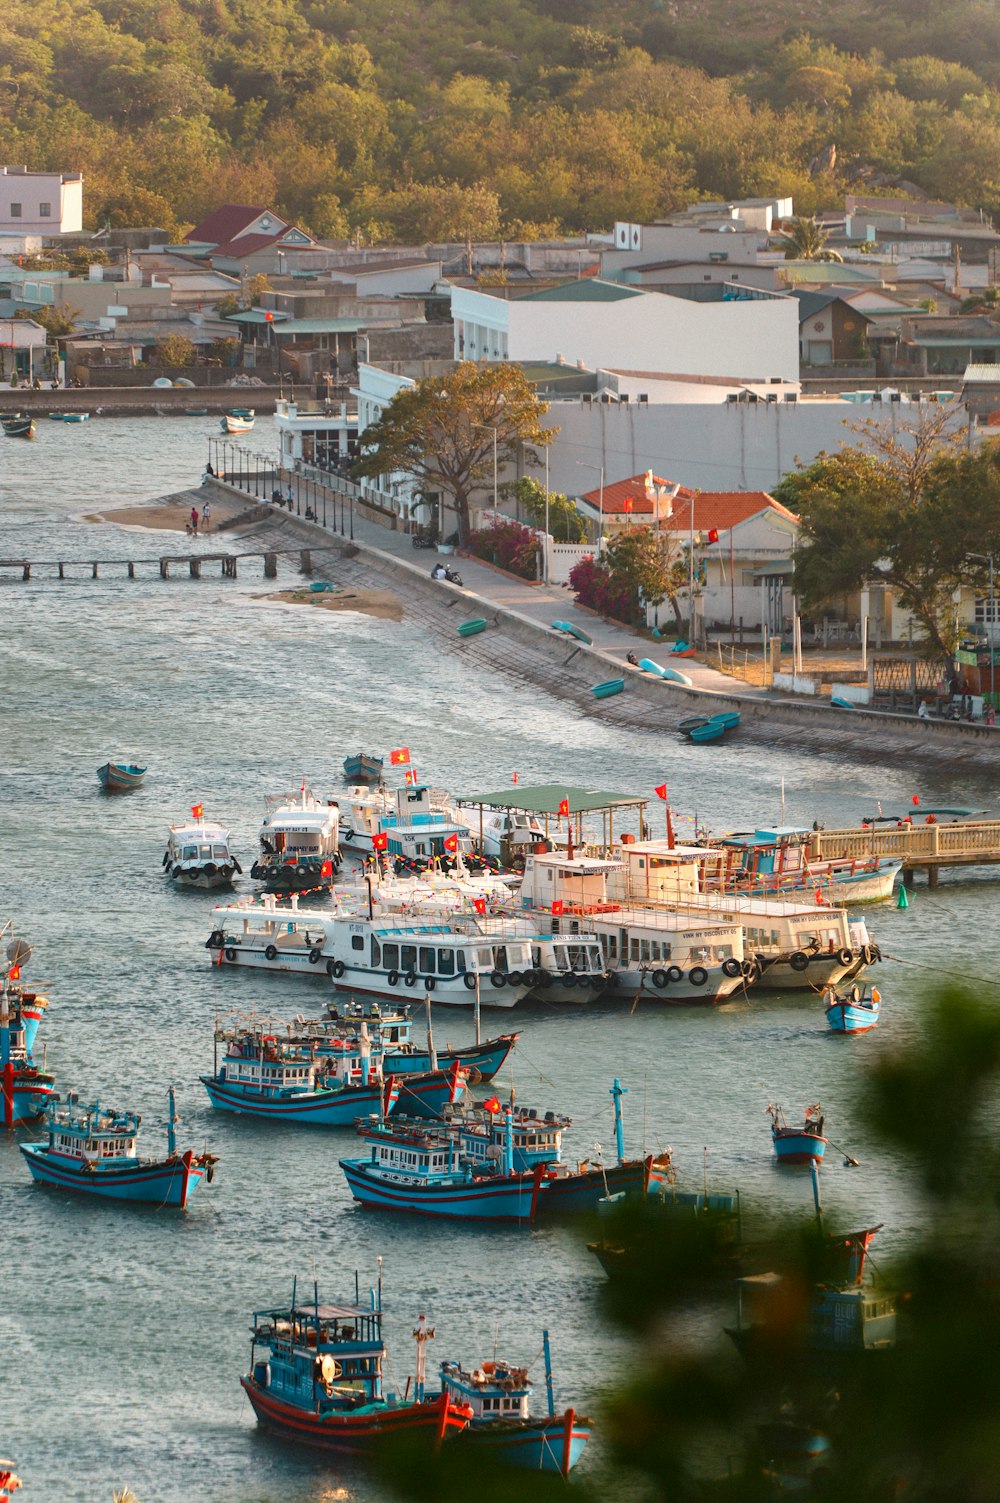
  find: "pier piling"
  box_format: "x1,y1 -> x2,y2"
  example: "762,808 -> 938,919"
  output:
264,553 -> 277,578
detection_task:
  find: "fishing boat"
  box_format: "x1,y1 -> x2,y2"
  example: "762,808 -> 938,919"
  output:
97,760 -> 147,792
206,894 -> 535,1008
439,1331 -> 590,1477
717,827 -> 901,904
221,409 -> 254,433
317,1002 -> 520,1080
240,1273 -> 472,1453
340,1112 -> 552,1222
592,678 -> 625,699
767,1103 -> 828,1165
343,752 -> 384,784
250,786 -> 341,893
1,935 -> 56,1126
201,1015 -> 468,1125
62,411 -> 90,423
164,806 -> 241,889
824,982 -> 881,1034
0,413 -> 35,439
20,1088 -> 217,1207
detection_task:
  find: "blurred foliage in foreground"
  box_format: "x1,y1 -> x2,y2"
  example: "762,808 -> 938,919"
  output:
376,987 -> 1000,1502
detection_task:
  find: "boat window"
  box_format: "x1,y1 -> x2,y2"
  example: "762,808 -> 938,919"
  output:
419,947 -> 435,972
606,934 -> 617,958
199,845 -> 212,858
477,948 -> 493,967
183,846 -> 198,859
437,949 -> 455,975
351,935 -> 364,951
630,938 -> 641,961
400,945 -> 417,970
212,845 -> 229,858
382,944 -> 399,969
456,951 -> 466,973
371,939 -> 381,965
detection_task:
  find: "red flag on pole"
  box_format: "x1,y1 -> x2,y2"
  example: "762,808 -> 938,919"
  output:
911,794 -> 920,806
443,834 -> 459,853
622,496 -> 633,512
372,831 -> 389,852
706,528 -> 719,544
405,768 -> 418,785
654,784 -> 668,801
321,859 -> 333,878
191,803 -> 204,819
558,798 -> 570,817
390,747 -> 411,765
551,900 -> 564,915
473,898 -> 487,915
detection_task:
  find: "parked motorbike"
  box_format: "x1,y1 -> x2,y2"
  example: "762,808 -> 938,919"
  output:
411,530 -> 437,549
430,564 -> 463,586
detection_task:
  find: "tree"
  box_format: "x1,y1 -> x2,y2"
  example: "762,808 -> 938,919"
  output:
154,334 -> 196,367
17,305 -> 80,338
605,525 -> 689,631
352,362 -> 554,541
778,410 -> 1000,671
511,477 -> 586,542
775,215 -> 844,261
214,293 -> 242,319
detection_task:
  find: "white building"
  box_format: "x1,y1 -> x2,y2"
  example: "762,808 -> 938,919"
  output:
0,167 -> 83,235
450,278 -> 799,384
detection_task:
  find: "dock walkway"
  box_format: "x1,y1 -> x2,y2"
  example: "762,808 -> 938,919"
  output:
812,821 -> 1000,886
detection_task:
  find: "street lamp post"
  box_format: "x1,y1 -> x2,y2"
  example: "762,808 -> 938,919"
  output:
575,460 -> 604,554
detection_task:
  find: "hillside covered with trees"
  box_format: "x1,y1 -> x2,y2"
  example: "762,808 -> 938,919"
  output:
3,0 -> 1000,242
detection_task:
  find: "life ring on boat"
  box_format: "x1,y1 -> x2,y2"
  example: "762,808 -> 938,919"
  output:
506,970 -> 523,987
490,970 -> 507,988
837,947 -> 852,966
265,945 -> 278,961
689,966 -> 709,987
330,959 -> 346,978
225,948 -> 237,962
387,969 -> 400,986
404,971 -> 418,987
463,972 -> 478,991
652,968 -> 669,989
309,948 -> 323,965
666,965 -> 684,983
789,951 -> 810,972
861,944 -> 875,966
722,958 -> 741,978
424,975 -> 436,991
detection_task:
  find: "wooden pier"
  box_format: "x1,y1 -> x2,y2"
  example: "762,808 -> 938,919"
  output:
811,820 -> 1000,886
0,546 -> 335,583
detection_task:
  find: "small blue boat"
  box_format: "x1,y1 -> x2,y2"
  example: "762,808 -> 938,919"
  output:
343,752 -> 384,783
688,720 -> 727,743
201,1019 -> 467,1126
440,1331 -> 590,1476
825,983 -> 880,1034
592,678 -> 625,699
457,618 -> 488,637
1,948 -> 56,1127
97,760 -> 147,792
709,711 -> 741,731
240,1274 -> 471,1453
62,412 -> 90,423
767,1103 -> 828,1165
20,1088 -> 217,1207
322,1001 -> 519,1081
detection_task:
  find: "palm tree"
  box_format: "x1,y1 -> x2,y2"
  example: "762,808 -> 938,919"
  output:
776,215 -> 844,262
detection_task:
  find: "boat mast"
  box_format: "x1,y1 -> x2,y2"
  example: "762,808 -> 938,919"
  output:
167,1087 -> 177,1157
610,1077 -> 627,1164
542,1329 -> 555,1417
503,1109 -> 514,1176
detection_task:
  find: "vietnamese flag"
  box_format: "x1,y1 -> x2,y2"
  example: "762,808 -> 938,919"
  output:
372,831 -> 389,852
483,1095 -> 501,1112
911,794 -> 920,806
390,747 -> 411,765
321,859 -> 333,878
405,769 -> 419,785
558,798 -> 570,817
443,834 -> 460,852
473,898 -> 487,915
623,496 -> 633,512
551,900 -> 564,916
191,803 -> 204,819
654,784 -> 668,801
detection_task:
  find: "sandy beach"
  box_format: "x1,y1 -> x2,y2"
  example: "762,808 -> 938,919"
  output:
82,489 -> 250,532
268,584 -> 403,620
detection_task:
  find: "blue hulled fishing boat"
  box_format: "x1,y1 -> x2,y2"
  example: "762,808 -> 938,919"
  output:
767,1103 -> 828,1165
20,1088 -> 217,1206
1,934 -> 55,1127
97,760 -> 147,792
315,1003 -> 520,1081
343,752 -> 384,783
240,1272 -> 472,1453
439,1331 -> 590,1477
201,1015 -> 468,1125
824,982 -> 881,1034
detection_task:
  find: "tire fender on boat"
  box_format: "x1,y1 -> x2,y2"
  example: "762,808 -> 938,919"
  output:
490,970 -> 507,988
404,970 -> 417,987
387,969 -> 400,986
265,945 -> 278,961
424,975 -> 436,991
688,966 -> 709,987
309,948 -> 323,965
721,958 -> 741,978
666,965 -> 685,983
837,947 -> 852,966
331,959 -> 346,978
652,969 -> 669,989
789,951 -> 810,972
224,948 -> 237,962
463,972 -> 477,990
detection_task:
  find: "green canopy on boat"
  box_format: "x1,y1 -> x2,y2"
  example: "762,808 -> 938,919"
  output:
458,784 -> 646,816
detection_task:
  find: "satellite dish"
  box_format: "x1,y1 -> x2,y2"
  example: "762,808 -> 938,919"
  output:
6,939 -> 31,967
320,1354 -> 341,1383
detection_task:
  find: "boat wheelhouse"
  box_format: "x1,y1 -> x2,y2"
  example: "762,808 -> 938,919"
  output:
20,1089 -> 216,1206
206,897 -> 534,1008
716,827 -> 901,904
201,1015 -> 467,1125
250,787 -> 341,893
440,1332 -> 590,1476
164,809 -> 240,889
241,1275 -> 470,1453
1,963 -> 55,1127
381,784 -> 475,870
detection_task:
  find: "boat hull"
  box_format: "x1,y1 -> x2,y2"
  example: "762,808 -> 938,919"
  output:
825,1001 -> 879,1033
241,1377 -> 465,1453
772,1131 -> 828,1166
603,963 -> 746,1005
340,1159 -> 547,1221
1,416 -> 35,439
2,1071 -> 56,1126
20,1145 -> 205,1206
454,1410 -> 589,1475
754,953 -> 868,991
379,1034 -> 519,1081
344,756 -> 384,783
200,1069 -> 456,1125
168,865 -> 236,890
536,1158 -> 649,1215
97,762 -> 147,792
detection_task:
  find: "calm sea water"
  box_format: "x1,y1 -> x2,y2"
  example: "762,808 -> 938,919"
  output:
1,417 -> 996,1502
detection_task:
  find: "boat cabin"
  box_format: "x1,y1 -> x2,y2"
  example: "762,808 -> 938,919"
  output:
167,822 -> 234,867
439,1359 -> 531,1421
45,1098 -> 140,1163
250,1296 -> 387,1410
456,1106 -> 569,1171
258,789 -> 340,863
358,1120 -> 466,1180
720,828 -> 814,879
382,785 -> 474,863
216,1028 -> 380,1090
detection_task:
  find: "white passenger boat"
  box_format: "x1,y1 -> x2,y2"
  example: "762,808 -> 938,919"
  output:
206,895 -> 535,1007
249,787 -> 341,894
340,783 -> 489,873
163,809 -> 240,890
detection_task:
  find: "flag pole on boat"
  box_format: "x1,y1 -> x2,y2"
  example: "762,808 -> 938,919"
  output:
425,994 -> 437,1071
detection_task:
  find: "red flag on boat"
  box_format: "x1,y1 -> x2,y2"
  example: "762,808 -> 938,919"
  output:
191,803 -> 204,819
473,897 -> 487,914
321,859 -> 333,878
551,900 -> 564,915
390,747 -> 411,765
405,769 -> 418,785
372,831 -> 389,852
707,528 -> 719,543
483,1095 -> 501,1112
512,772 -> 518,784
8,966 -> 19,981
443,834 -> 460,853
654,784 -> 668,801
558,798 -> 570,817
911,794 -> 920,806
382,1077 -> 400,1117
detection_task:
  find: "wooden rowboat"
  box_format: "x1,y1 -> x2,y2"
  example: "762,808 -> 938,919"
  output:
97,761 -> 147,792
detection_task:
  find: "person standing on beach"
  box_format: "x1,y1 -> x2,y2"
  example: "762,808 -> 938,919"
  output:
202,501 -> 211,531
190,505 -> 199,535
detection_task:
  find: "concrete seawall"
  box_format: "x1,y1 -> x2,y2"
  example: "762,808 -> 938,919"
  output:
6,387 -> 283,417
204,476 -> 1000,769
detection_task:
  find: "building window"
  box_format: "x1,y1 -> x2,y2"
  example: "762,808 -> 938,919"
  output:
10,203 -> 21,217
39,202 -> 51,217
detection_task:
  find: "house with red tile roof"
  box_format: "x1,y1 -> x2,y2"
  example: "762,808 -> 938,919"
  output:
184,204 -> 317,274
573,473 -> 800,632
